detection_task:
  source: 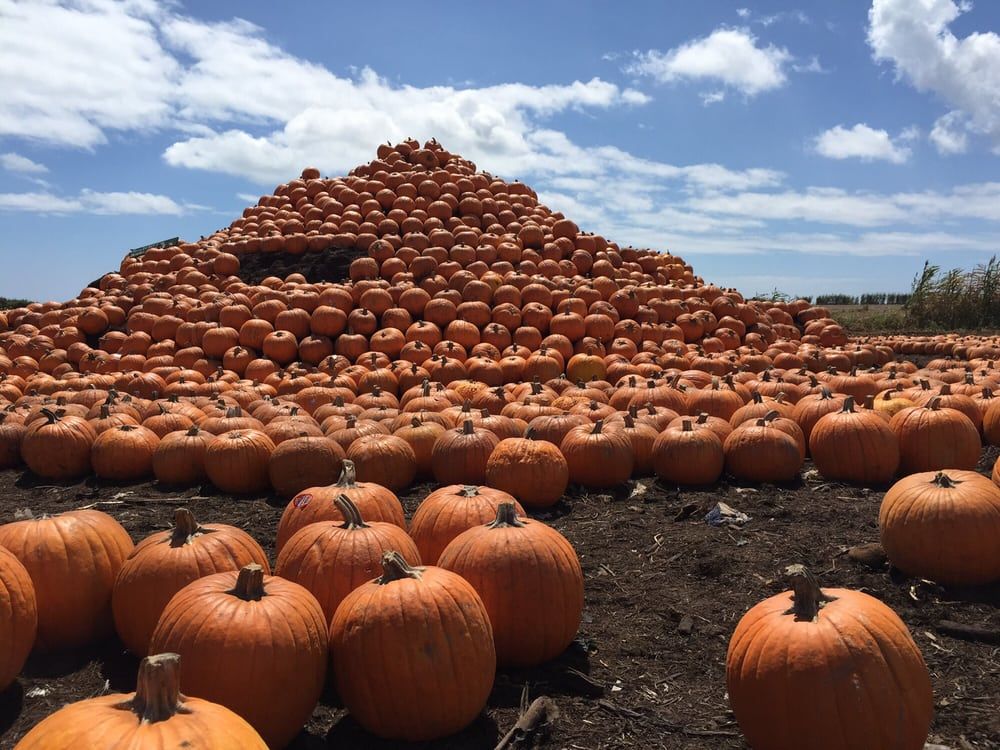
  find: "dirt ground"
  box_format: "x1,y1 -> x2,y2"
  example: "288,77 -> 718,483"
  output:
1,451 -> 998,749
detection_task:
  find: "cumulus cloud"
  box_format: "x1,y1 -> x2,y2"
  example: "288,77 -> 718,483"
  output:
813,123 -> 913,163
869,0 -> 1000,153
0,152 -> 48,174
626,28 -> 792,97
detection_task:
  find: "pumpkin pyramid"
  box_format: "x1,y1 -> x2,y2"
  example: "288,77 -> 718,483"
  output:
0,138 -> 855,392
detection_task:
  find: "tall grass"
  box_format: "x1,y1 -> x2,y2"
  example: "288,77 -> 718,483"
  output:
906,256 -> 1000,330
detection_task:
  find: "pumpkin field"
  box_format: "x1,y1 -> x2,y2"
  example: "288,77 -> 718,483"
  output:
1,140 -> 999,749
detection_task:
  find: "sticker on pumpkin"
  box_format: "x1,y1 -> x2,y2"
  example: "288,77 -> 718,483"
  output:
292,494 -> 312,509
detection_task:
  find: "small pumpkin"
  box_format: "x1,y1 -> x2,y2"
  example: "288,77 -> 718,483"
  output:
329,552 -> 496,741
438,503 -> 583,667
112,508 -> 269,657
13,653 -> 268,749
726,565 -> 932,750
150,564 -> 328,749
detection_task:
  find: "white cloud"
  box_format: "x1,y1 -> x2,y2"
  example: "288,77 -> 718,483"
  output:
0,152 -> 48,174
700,90 -> 726,106
929,110 -> 969,154
737,8 -> 751,19
813,123 -> 913,163
869,0 -> 1000,152
0,188 -> 195,215
236,192 -> 260,204
791,56 -> 829,74
625,28 -> 792,97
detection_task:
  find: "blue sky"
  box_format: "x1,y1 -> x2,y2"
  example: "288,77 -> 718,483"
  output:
2,0 -> 1000,301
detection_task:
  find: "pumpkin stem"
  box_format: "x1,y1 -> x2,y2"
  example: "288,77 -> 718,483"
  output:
334,494 -> 367,528
121,653 -> 190,723
184,425 -> 200,437
932,471 -> 960,489
232,564 -> 265,601
458,485 -> 481,498
927,395 -> 942,410
378,550 -> 423,584
39,407 -> 58,424
170,508 -> 201,546
783,564 -> 836,622
681,419 -> 693,432
841,396 -> 856,413
488,502 -> 525,528
337,460 -> 358,488
462,419 -> 475,435
592,419 -> 604,435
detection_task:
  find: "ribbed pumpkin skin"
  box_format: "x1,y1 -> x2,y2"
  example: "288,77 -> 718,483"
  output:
91,423 -> 160,481
21,412 -> 95,479
149,569 -> 328,749
485,436 -> 568,507
205,429 -> 275,494
727,587 -> 932,750
791,389 -> 846,446
809,402 -> 900,484
0,414 -> 26,469
347,434 -> 417,491
152,427 -> 210,485
0,510 -> 132,651
438,509 -> 584,667
889,403 -> 981,473
112,510 -> 270,656
276,513 -> 420,624
879,471 -> 1000,586
723,423 -> 802,483
0,546 -> 37,690
431,422 -> 500,485
652,422 -> 724,485
409,485 -> 525,564
13,655 -> 268,750
329,560 -> 495,741
559,421 -> 633,487
276,461 -> 405,554
268,435 -> 345,498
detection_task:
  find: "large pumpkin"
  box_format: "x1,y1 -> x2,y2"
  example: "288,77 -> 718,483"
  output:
559,419 -> 634,487
91,423 -> 160,481
438,503 -> 583,667
431,418 -> 499,485
409,485 -> 525,564
276,460 -> 405,553
879,471 -> 1000,586
112,508 -> 270,656
727,565 -> 933,750
809,397 -> 900,484
13,653 -> 268,749
149,564 -> 328,749
204,429 -> 275,494
275,495 -> 420,624
329,552 -> 496,741
347,433 -> 417,491
153,425 -> 210,485
20,408 -> 95,479
889,396 -> 981,473
484,430 -> 569,507
267,434 -> 345,498
0,545 -> 36,690
652,418 -> 724,485
723,418 -> 802,483
0,509 -> 132,651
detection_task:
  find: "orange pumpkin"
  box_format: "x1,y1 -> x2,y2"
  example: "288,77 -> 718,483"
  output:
204,429 -> 275,494
0,545 -> 36,690
889,396 -> 981,473
484,430 -> 569,507
268,434 -> 345,498
409,485 -> 525,564
153,425 -> 210,485
431,418 -> 500,485
652,418 -> 724,485
20,407 -> 95,479
559,419 -> 633,487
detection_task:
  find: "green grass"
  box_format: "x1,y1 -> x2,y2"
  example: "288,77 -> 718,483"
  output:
0,297 -> 31,310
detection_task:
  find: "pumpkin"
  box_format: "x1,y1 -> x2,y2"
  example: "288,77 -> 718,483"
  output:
112,508 -> 269,657
276,460 -> 405,553
652,418 -> 724,485
149,564 -> 328,749
616,413 -> 659,474
431,418 -> 500,485
275,495 -> 420,624
809,397 -> 899,484
204,429 -> 275,494
409,485 -> 525,564
0,545 -> 36,691
0,412 -> 26,469
393,416 -> 447,476
726,565 -> 932,750
13,653 -> 268,749
0,509 -> 133,651
268,434 -> 345,498
346,433 -> 417,491
981,396 -> 1000,445
20,407 -> 95,479
559,419 -> 634,487
879,471 -> 1000,586
438,503 -> 583,667
686,376 -> 745,421
484,430 -> 569,507
329,552 -> 496,741
889,396 -> 981,473
152,425 -> 210,485
91,423 -> 160,481
791,386 -> 846,446
723,418 -> 802,483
